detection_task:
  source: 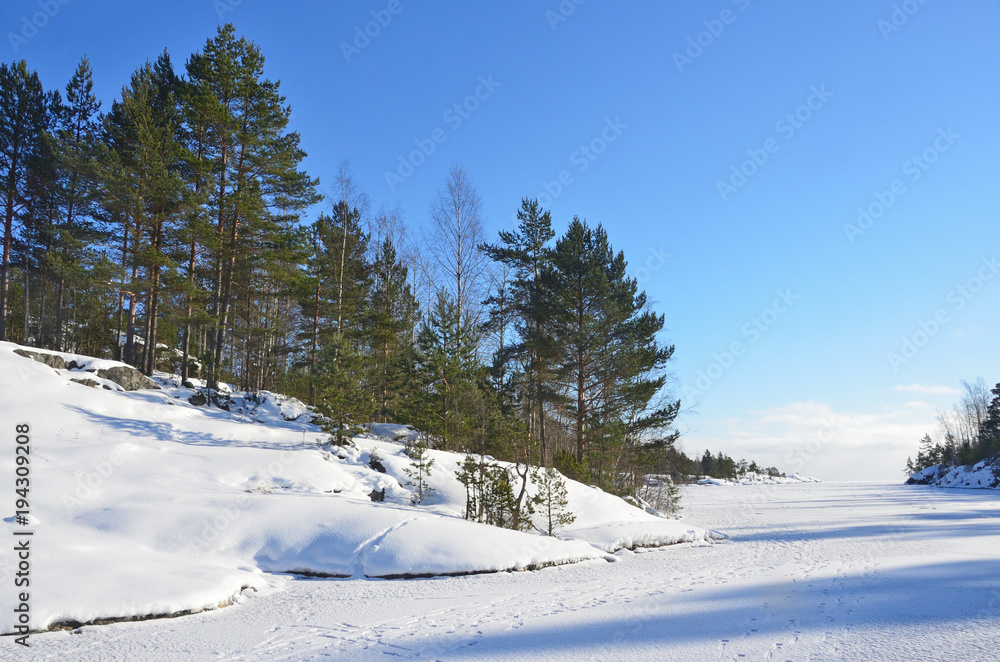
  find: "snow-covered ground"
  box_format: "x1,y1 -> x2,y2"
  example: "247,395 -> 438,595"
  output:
16,481 -> 999,661
0,341 -> 717,636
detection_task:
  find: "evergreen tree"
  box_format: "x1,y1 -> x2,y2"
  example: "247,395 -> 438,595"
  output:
533,467 -> 575,536
367,236 -> 419,422
184,23 -> 320,389
48,56 -> 103,351
544,218 -> 678,487
315,333 -> 370,445
701,449 -> 714,476
404,433 -> 436,504
481,198 -> 557,462
409,290 -> 480,448
0,60 -> 49,341
100,62 -> 191,373
299,204 -> 371,404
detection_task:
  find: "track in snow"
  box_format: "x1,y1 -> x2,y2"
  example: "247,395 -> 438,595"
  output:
24,483 -> 1000,661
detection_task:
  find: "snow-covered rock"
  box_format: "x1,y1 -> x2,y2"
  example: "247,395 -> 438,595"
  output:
906,458 -> 1000,489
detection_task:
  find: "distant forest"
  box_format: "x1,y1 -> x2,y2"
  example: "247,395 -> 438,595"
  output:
905,379 -> 1000,474
1,25 -> 782,512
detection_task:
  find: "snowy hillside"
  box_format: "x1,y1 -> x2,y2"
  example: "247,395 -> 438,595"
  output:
0,341 -> 720,633
906,458 -> 1000,490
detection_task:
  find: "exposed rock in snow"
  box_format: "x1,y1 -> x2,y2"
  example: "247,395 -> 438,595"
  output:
14,347 -> 68,369
96,365 -> 160,391
906,457 -> 1000,489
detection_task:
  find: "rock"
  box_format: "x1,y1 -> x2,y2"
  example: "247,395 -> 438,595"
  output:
96,366 -> 160,391
14,348 -> 67,370
368,488 -> 386,502
182,380 -> 196,389
70,378 -> 101,389
188,391 -> 208,407
66,360 -> 84,370
368,454 -> 386,474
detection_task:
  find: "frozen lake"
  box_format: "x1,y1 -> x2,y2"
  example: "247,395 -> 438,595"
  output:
29,482 -> 1000,661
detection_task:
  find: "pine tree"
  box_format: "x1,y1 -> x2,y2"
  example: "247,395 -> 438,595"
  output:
701,449 -> 714,476
315,333 -> 370,445
367,236 -> 419,422
299,203 -> 371,404
99,62 -> 191,373
404,432 -> 436,504
533,467 -> 575,536
481,198 -> 557,462
456,453 -> 483,520
409,290 -> 480,448
185,23 -> 320,389
542,217 -> 678,491
48,56 -> 103,351
0,60 -> 49,342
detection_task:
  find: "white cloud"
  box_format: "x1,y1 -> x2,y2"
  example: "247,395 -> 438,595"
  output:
892,383 -> 961,395
685,401 -> 936,482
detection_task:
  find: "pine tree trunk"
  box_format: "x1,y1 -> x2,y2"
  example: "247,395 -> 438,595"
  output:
209,139 -> 228,390
21,268 -> 29,343
54,278 -> 65,351
0,170 -> 16,342
310,279 -> 320,404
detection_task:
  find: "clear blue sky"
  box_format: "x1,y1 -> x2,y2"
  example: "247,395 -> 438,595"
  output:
6,0 -> 999,480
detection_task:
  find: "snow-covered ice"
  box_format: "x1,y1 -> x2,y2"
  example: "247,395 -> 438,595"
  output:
19,481 -> 1000,661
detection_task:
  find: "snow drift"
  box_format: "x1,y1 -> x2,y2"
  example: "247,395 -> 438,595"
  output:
0,341 -> 719,633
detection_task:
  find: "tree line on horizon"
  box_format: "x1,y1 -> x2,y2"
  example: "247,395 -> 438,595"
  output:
905,378 -> 1000,475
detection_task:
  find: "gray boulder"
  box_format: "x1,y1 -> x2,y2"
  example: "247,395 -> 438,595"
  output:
70,378 -> 102,389
14,348 -> 67,370
96,366 -> 160,391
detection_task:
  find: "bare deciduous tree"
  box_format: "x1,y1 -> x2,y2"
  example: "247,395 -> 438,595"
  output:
424,165 -> 488,340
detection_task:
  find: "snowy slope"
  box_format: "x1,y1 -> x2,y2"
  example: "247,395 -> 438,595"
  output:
906,458 -> 1000,489
0,342 -> 719,633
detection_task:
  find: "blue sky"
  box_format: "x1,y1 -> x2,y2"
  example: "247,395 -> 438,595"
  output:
6,0 -> 999,480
